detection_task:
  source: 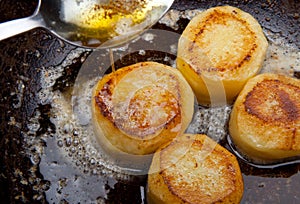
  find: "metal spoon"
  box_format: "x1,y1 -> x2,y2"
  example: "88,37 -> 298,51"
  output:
0,0 -> 174,48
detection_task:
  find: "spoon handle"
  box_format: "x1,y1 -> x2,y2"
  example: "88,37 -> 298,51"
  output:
0,14 -> 44,41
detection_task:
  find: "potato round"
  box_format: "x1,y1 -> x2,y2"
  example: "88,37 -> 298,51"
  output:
177,6 -> 268,106
92,62 -> 194,155
147,134 -> 244,204
229,73 -> 300,161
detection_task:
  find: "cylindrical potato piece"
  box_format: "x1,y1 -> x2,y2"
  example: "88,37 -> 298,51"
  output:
92,62 -> 194,155
148,134 -> 244,204
229,73 -> 300,161
177,6 -> 268,106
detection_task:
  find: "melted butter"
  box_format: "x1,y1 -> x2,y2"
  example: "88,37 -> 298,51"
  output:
262,42 -> 300,76
61,0 -> 166,46
80,2 -> 148,29
63,0 -> 149,28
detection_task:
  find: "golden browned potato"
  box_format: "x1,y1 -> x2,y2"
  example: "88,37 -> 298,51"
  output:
147,134 -> 244,204
92,62 -> 194,155
177,6 -> 268,106
229,73 -> 300,161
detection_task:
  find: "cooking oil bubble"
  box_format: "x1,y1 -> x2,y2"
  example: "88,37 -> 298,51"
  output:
73,139 -> 79,146
65,137 -> 72,147
57,140 -> 64,148
63,123 -> 74,134
73,129 -> 79,136
142,32 -> 155,42
90,158 -> 96,166
70,147 -> 76,154
139,49 -> 146,55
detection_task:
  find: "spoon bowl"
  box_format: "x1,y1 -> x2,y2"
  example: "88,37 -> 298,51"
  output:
0,0 -> 174,48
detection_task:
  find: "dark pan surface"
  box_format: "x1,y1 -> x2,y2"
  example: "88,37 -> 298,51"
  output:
0,0 -> 299,203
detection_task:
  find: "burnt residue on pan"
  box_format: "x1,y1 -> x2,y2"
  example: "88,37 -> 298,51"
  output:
0,0 -> 299,203
0,0 -> 38,23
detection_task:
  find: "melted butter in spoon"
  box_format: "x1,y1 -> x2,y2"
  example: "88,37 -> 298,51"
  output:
62,0 -> 164,46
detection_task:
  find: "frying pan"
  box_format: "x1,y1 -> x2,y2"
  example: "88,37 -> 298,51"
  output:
0,0 -> 299,203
